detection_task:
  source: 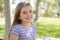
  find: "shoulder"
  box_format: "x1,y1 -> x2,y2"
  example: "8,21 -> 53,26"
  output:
10,24 -> 22,36
10,24 -> 22,33
32,23 -> 36,27
11,24 -> 22,30
32,23 -> 36,29
32,23 -> 36,33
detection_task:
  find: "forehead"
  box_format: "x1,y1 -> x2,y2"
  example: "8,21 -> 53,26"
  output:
21,5 -> 32,12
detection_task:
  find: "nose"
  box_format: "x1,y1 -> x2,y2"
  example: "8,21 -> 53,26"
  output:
27,13 -> 32,17
27,13 -> 33,18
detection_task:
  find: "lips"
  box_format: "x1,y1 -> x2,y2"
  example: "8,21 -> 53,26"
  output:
26,17 -> 32,20
26,18 -> 31,20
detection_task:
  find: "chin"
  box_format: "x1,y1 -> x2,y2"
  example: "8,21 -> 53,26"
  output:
26,20 -> 32,23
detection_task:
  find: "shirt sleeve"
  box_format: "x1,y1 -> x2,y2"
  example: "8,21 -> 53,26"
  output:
32,23 -> 36,40
10,25 -> 20,36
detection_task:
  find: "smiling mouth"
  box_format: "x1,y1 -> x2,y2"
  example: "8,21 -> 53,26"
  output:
26,17 -> 32,20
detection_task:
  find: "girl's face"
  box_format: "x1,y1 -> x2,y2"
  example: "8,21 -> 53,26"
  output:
19,5 -> 33,23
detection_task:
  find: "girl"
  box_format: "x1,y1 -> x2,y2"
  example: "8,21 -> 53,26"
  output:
8,2 -> 36,40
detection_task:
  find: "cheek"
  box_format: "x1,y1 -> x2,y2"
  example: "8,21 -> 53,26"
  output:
20,16 -> 25,19
31,13 -> 33,18
20,14 -> 26,20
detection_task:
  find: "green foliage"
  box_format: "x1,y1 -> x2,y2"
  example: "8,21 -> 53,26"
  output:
0,24 -> 5,39
0,0 -> 3,11
0,17 -> 60,38
0,0 -> 3,4
35,17 -> 60,38
0,0 -> 3,17
0,5 -> 3,12
39,0 -> 60,17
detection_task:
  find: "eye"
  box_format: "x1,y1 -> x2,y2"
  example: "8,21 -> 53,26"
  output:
29,10 -> 32,13
23,12 -> 27,14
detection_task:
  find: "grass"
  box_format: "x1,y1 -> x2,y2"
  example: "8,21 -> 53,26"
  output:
0,17 -> 60,39
0,24 -> 5,39
35,17 -> 60,38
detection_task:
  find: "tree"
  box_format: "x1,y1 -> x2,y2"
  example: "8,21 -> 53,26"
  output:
3,0 -> 11,40
34,0 -> 40,21
0,0 -> 3,17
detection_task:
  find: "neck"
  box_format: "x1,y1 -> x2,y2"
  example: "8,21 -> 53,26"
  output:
22,22 -> 31,28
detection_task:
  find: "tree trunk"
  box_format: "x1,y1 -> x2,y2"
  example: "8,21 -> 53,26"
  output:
34,0 -> 40,21
3,0 -> 11,40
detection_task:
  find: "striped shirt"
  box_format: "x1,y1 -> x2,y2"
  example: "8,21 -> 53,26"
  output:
10,23 -> 36,40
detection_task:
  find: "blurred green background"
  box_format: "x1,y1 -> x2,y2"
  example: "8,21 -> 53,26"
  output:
0,0 -> 60,40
